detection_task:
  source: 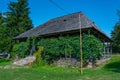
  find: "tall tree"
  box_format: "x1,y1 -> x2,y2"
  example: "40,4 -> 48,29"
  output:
6,0 -> 33,36
0,12 -> 10,52
5,0 -> 33,52
111,10 -> 120,53
0,13 -> 6,52
0,13 -> 4,26
17,0 -> 33,33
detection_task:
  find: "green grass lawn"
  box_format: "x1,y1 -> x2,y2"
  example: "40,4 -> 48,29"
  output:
0,55 -> 120,80
0,61 -> 12,66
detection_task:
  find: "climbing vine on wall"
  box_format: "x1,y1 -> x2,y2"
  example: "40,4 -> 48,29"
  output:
37,33 -> 103,63
12,33 -> 103,64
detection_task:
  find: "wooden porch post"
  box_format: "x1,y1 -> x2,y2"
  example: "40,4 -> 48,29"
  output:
106,42 -> 109,58
103,41 -> 106,59
110,42 -> 112,57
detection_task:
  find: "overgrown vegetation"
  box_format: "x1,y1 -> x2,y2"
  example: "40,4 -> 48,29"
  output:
12,37 -> 35,58
37,34 -> 103,62
12,33 -> 103,65
37,34 -> 103,64
12,42 -> 30,58
33,46 -> 44,67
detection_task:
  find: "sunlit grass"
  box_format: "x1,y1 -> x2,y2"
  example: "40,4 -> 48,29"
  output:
0,61 -> 12,66
0,55 -> 120,80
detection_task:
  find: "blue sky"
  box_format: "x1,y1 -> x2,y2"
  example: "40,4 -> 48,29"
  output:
0,0 -> 120,37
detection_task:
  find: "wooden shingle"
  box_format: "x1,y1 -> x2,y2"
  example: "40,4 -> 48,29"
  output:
14,12 -> 111,42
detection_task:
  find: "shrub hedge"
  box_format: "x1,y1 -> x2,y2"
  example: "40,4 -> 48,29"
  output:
12,33 -> 103,64
37,34 -> 103,63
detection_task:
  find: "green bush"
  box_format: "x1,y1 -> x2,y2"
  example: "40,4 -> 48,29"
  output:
12,42 -> 30,58
37,34 -> 103,64
33,46 -> 43,66
82,34 -> 103,62
12,37 -> 33,58
0,58 -> 11,63
12,33 -> 103,65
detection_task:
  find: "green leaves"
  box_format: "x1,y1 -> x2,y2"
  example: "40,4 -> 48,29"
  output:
6,0 -> 33,34
37,34 -> 103,63
0,0 -> 33,53
12,41 -> 30,58
82,34 -> 103,61
111,23 -> 120,53
11,33 -> 103,65
0,13 -> 10,52
111,10 -> 120,53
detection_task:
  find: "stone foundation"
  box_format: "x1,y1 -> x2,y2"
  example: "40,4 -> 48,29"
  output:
55,58 -> 80,67
55,58 -> 111,68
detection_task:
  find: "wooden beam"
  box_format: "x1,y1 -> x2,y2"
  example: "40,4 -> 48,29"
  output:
79,13 -> 83,74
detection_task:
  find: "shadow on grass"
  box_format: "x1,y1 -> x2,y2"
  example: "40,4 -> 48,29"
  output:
104,61 -> 120,73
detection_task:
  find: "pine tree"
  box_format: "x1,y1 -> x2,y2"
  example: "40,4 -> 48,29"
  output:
0,13 -> 4,52
5,0 -> 33,52
0,13 -> 4,26
17,0 -> 33,34
111,10 -> 120,53
6,0 -> 33,36
0,12 -> 10,52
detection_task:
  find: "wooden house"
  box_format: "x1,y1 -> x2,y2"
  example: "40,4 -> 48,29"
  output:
14,11 -> 112,59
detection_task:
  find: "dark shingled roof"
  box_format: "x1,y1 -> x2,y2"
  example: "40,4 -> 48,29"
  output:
14,12 -> 111,42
